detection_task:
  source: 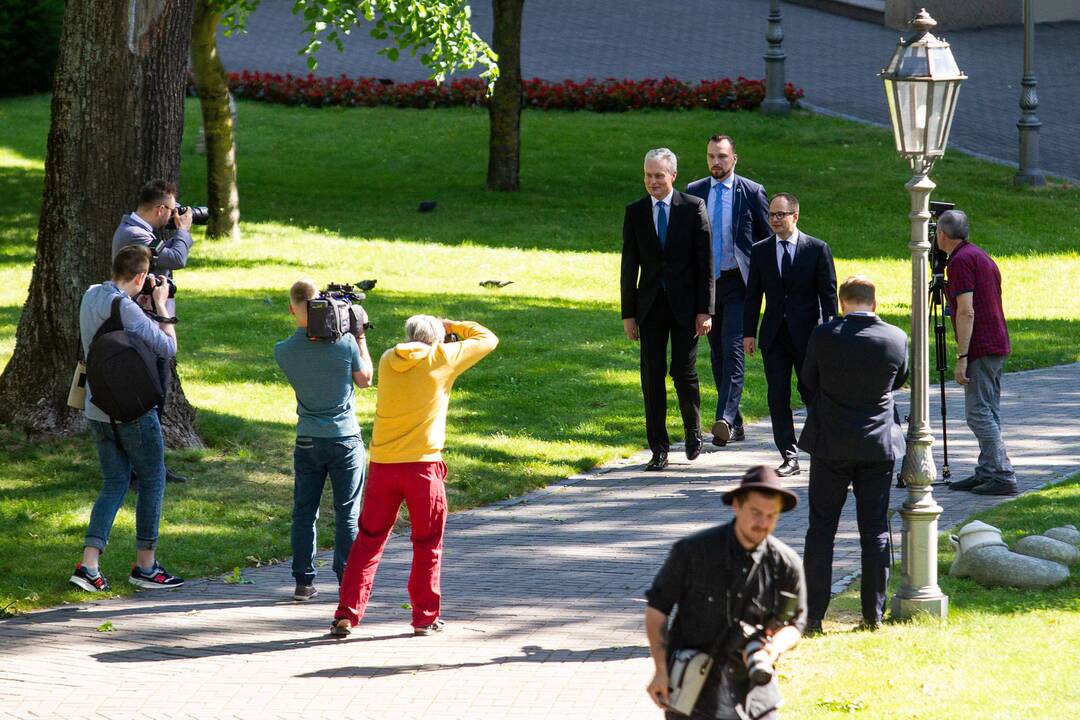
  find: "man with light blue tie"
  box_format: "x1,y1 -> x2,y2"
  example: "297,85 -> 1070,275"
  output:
687,135 -> 771,448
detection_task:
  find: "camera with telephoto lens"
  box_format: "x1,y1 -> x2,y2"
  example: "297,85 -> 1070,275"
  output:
929,200 -> 955,278
306,282 -> 373,341
139,274 -> 176,298
166,202 -> 209,228
732,591 -> 799,686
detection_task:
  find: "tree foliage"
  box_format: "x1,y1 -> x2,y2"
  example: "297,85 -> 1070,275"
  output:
217,1 -> 498,83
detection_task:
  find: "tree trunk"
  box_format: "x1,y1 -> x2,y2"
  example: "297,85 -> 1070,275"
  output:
486,0 -> 524,191
191,0 -> 240,240
0,0 -> 203,449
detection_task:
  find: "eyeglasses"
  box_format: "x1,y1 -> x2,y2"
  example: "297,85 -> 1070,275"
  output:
767,211 -> 796,220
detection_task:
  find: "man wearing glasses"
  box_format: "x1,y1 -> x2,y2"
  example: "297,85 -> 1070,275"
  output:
743,193 -> 837,477
113,178 -> 194,285
112,178 -> 194,484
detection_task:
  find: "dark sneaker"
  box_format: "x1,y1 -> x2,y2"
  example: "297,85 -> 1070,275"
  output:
948,475 -> 982,491
128,563 -> 185,589
294,584 -> 319,601
330,618 -> 352,637
803,619 -> 824,637
972,480 -> 1019,496
69,564 -> 110,593
730,425 -> 745,442
855,618 -> 882,632
414,618 -> 445,636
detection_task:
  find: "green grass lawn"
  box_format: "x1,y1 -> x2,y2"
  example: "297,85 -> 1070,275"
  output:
782,473 -> 1080,719
0,95 -> 1077,613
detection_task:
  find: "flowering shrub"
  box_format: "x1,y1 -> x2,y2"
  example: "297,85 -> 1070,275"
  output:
209,70 -> 804,112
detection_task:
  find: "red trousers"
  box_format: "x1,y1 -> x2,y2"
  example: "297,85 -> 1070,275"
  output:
335,460 -> 448,628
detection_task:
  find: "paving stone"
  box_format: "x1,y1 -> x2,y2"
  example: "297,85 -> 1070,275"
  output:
1,363 -> 1076,717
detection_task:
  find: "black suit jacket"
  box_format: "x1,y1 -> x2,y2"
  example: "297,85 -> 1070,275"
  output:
621,191 -> 714,324
743,231 -> 838,352
798,314 -> 909,461
685,174 -> 771,285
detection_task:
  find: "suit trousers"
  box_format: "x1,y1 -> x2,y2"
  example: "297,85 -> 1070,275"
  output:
760,323 -> 808,460
804,457 -> 893,623
706,270 -> 745,428
639,290 -> 701,453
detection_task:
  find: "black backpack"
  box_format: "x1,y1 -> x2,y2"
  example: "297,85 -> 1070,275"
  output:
85,296 -> 165,423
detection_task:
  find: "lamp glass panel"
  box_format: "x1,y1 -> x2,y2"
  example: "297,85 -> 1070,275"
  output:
897,45 -> 929,78
939,81 -> 962,150
925,81 -> 948,154
928,45 -> 960,77
898,79 -> 929,154
882,78 -> 904,151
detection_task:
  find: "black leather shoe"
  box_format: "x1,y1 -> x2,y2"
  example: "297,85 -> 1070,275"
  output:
855,618 -> 882,632
644,452 -> 669,471
685,433 -> 704,461
776,458 -> 800,477
948,475 -> 982,491
165,467 -> 189,484
804,619 -> 823,636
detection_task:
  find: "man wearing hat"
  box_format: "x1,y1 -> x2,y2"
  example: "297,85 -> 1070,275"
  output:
644,467 -> 807,719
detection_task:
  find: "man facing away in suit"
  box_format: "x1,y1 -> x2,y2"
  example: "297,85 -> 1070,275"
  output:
686,135 -> 771,448
621,148 -> 714,471
743,192 -> 837,477
799,276 -> 908,632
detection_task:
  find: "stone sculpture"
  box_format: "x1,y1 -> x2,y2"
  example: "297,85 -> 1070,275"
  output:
948,521 -> 1072,589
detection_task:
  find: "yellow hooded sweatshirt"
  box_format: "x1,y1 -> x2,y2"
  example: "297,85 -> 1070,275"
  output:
369,321 -> 498,464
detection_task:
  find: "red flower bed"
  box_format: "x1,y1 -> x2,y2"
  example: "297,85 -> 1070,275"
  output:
210,70 -> 804,112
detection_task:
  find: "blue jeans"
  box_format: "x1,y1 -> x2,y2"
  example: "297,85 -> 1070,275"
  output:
84,413 -> 166,552
292,435 -> 365,585
706,271 -> 746,427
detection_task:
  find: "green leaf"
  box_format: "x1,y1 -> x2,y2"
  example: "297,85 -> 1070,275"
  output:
96,621 -> 115,632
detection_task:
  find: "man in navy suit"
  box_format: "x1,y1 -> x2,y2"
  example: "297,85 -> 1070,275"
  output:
799,276 -> 908,631
621,148 -> 714,471
743,193 -> 837,476
686,135 -> 771,448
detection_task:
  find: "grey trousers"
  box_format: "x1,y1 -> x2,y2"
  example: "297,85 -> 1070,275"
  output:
965,355 -> 1015,483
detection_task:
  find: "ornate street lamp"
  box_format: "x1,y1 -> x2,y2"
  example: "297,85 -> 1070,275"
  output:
761,0 -> 789,116
1015,0 -> 1045,186
879,8 -> 965,621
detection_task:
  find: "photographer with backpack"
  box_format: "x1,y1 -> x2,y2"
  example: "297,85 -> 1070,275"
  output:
69,245 -> 183,593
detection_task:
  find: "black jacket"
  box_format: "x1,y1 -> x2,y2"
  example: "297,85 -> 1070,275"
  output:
798,314 -> 909,461
620,191 -> 714,325
743,231 -> 838,352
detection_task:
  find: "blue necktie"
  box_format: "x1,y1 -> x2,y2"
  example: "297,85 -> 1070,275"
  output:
712,184 -> 725,276
657,201 -> 668,249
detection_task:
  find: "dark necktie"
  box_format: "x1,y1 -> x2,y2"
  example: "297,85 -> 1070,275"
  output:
657,201 -> 668,249
780,240 -> 792,279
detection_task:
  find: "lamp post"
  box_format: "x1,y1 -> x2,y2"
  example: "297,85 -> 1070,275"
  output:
762,0 -> 789,115
1015,0 -> 1045,186
879,9 -> 965,621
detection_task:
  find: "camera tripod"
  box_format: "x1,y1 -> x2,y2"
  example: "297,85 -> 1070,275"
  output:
896,269 -> 952,488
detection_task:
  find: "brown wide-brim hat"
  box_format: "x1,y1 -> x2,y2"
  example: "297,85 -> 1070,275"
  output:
722,465 -> 799,513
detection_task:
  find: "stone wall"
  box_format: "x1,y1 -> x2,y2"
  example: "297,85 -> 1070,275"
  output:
886,0 -> 1079,29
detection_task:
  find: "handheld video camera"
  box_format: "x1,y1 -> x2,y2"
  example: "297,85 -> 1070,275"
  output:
929,200 -> 955,278
732,591 -> 799,686
306,281 -> 374,341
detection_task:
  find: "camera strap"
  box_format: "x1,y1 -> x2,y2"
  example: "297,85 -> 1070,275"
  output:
144,311 -> 178,325
702,540 -> 766,661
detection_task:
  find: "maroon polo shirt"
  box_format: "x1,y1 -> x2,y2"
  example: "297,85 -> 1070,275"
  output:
945,240 -> 1010,361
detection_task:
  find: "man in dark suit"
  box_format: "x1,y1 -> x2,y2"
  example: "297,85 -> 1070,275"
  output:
799,276 -> 908,632
686,135 -> 771,448
743,192 -> 837,476
621,148 -> 714,471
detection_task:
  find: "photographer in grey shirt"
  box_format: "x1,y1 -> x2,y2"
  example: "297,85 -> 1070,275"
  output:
113,178 -> 193,483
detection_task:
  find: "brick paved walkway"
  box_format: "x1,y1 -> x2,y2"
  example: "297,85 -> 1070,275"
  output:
215,0 -> 1080,181
2,363 -> 1077,719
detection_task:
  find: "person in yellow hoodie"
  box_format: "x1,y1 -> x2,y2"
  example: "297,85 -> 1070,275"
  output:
332,315 -> 497,636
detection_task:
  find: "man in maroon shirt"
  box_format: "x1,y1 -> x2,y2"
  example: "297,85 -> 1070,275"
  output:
935,210 -> 1018,496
